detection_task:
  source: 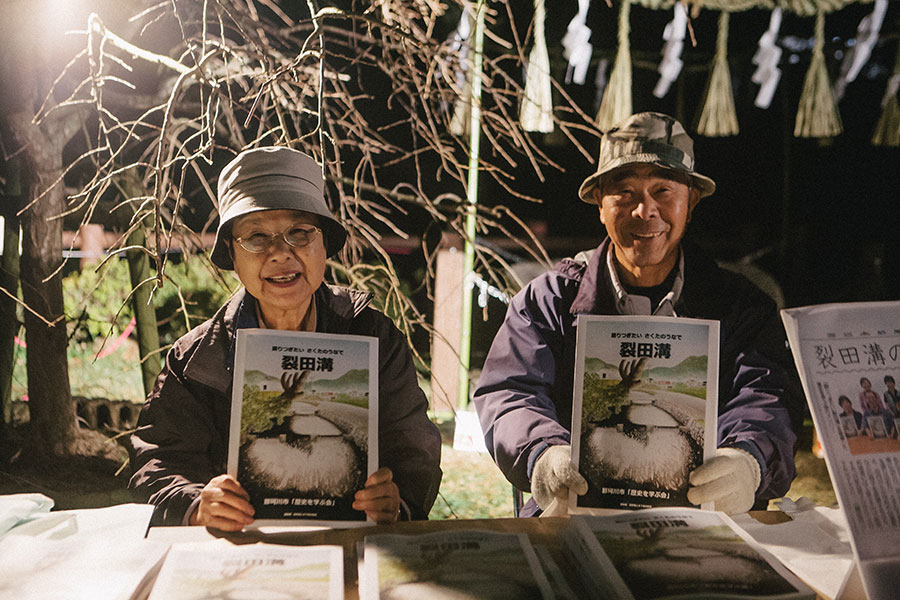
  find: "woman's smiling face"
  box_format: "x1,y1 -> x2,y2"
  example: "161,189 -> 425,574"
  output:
230,209 -> 326,328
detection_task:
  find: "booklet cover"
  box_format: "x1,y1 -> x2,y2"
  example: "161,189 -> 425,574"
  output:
146,541 -> 344,600
360,529 -> 557,600
227,329 -> 378,526
562,508 -> 816,600
781,301 -> 900,600
570,315 -> 719,513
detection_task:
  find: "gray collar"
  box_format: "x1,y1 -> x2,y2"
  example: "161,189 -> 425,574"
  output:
605,247 -> 683,316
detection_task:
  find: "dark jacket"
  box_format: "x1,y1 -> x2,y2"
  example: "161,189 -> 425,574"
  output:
473,238 -> 804,516
129,285 -> 442,525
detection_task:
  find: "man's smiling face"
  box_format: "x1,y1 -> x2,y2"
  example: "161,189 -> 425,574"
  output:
595,164 -> 700,287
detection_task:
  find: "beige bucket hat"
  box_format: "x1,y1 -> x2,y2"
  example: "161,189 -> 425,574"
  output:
211,147 -> 347,269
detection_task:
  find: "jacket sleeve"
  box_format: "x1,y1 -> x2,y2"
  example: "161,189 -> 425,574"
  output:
371,312 -> 443,520
717,291 -> 803,505
127,343 -> 223,526
472,274 -> 574,494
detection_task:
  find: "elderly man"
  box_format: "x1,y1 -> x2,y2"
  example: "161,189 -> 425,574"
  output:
129,147 -> 442,529
473,112 -> 803,516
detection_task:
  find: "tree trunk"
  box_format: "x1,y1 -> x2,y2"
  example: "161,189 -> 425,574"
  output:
126,224 -> 162,397
117,176 -> 162,398
10,112 -> 78,454
0,175 -> 22,442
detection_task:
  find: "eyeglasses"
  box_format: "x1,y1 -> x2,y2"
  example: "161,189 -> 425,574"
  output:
233,225 -> 322,253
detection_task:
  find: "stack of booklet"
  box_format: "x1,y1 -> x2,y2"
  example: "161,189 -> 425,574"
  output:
358,529 -> 565,599
562,508 -> 815,600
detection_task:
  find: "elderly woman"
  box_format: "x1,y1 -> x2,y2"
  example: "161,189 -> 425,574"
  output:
128,147 -> 442,529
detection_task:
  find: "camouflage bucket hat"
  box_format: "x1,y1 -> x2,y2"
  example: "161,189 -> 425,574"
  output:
211,147 -> 347,269
578,112 -> 716,204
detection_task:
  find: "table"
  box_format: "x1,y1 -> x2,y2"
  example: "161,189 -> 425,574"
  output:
148,511 -> 823,600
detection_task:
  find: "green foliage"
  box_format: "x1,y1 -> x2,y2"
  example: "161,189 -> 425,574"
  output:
240,385 -> 291,437
428,445 -> 514,520
328,261 -> 422,329
581,372 -> 629,423
63,258 -> 134,342
668,382 -> 708,400
330,393 -> 368,409
62,256 -> 239,347
152,259 -> 239,346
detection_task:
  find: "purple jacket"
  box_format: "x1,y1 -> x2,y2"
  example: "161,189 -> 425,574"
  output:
473,239 -> 803,516
129,285 -> 442,525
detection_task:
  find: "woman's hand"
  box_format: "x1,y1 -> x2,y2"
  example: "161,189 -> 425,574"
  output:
190,474 -> 255,531
352,467 -> 402,523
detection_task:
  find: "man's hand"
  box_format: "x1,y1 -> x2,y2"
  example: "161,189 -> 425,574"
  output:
353,467 -> 402,524
190,474 -> 255,531
687,447 -> 762,515
530,445 -> 588,511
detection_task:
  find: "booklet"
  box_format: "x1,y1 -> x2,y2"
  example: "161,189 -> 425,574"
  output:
781,301 -> 900,600
146,540 -> 344,600
570,315 -> 719,513
359,529 -> 557,599
227,329 -> 378,527
562,507 -> 816,600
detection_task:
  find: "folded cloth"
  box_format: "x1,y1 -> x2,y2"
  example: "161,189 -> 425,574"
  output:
0,493 -> 54,538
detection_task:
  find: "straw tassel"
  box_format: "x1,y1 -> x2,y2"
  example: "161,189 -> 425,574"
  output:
696,12 -> 738,137
794,11 -> 842,138
872,43 -> 900,147
597,0 -> 632,131
520,0 -> 553,133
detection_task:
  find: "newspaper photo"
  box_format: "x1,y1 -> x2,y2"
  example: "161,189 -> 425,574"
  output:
781,301 -> 900,600
570,315 -> 719,513
227,329 -> 378,527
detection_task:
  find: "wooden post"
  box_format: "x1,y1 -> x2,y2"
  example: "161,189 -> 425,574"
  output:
77,223 -> 106,267
430,235 -> 465,414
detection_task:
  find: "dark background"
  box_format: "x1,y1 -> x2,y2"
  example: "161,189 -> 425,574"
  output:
458,2 -> 900,368
489,3 -> 900,307
28,2 -> 899,363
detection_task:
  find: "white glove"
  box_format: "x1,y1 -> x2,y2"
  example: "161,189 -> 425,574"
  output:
687,447 -> 761,515
530,445 -> 588,511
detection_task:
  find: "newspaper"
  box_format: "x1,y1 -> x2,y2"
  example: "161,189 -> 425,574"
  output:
227,329 -> 378,527
360,529 -> 557,599
781,301 -> 900,600
570,315 -> 718,513
562,507 -> 816,600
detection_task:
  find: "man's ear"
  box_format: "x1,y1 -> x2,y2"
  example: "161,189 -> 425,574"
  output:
593,188 -> 607,224
686,188 -> 701,222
